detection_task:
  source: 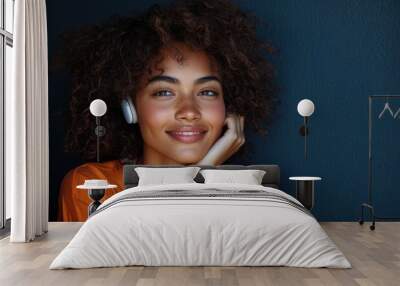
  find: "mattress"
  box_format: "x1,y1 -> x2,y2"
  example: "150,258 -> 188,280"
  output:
50,183 -> 351,269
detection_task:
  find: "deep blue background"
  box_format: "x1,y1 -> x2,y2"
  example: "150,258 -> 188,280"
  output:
47,0 -> 400,221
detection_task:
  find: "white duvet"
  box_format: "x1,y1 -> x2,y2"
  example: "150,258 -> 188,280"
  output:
50,183 -> 351,269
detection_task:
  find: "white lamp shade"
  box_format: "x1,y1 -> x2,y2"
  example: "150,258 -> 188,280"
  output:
297,99 -> 315,117
89,99 -> 107,117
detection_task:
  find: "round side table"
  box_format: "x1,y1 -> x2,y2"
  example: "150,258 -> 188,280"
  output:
289,176 -> 322,210
77,184 -> 117,216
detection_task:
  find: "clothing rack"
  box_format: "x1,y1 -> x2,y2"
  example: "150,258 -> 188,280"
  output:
359,95 -> 400,230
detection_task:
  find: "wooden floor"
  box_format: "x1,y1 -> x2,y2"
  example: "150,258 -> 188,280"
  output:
0,222 -> 399,286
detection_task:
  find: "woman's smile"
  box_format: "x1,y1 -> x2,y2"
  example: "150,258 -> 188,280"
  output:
166,125 -> 208,143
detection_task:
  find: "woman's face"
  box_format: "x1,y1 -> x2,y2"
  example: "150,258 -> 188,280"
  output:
135,44 -> 226,165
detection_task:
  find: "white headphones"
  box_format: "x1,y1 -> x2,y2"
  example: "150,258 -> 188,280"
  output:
121,97 -> 138,124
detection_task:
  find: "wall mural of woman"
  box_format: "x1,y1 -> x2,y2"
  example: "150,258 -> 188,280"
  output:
57,0 -> 277,221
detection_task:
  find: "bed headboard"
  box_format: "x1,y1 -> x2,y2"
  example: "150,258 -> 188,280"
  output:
123,164 -> 280,189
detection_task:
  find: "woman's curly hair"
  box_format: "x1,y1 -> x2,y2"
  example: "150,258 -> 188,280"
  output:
59,0 -> 277,162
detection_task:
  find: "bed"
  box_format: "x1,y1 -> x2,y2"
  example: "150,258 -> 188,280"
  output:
50,164 -> 350,269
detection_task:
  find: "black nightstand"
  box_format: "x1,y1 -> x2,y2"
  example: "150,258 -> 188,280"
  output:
77,182 -> 117,216
289,176 -> 322,210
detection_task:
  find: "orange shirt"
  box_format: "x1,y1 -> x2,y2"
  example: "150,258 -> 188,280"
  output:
58,160 -> 124,222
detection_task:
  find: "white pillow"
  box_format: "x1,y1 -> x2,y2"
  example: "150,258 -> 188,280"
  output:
135,167 -> 201,186
200,169 -> 266,185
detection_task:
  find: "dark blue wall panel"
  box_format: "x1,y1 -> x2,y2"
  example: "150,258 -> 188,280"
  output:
47,0 -> 400,221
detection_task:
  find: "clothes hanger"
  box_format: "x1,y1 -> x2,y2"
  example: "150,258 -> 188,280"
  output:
378,96 -> 394,119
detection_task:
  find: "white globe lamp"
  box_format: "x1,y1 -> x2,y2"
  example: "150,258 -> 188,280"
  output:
297,99 -> 315,117
297,99 -> 315,159
90,99 -> 107,117
89,99 -> 107,162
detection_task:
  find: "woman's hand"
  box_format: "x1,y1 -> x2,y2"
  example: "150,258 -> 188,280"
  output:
196,114 -> 245,166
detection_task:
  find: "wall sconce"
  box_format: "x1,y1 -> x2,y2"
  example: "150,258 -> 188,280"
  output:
89,99 -> 107,162
297,99 -> 315,159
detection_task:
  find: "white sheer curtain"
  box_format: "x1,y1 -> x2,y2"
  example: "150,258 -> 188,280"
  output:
7,0 -> 49,242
